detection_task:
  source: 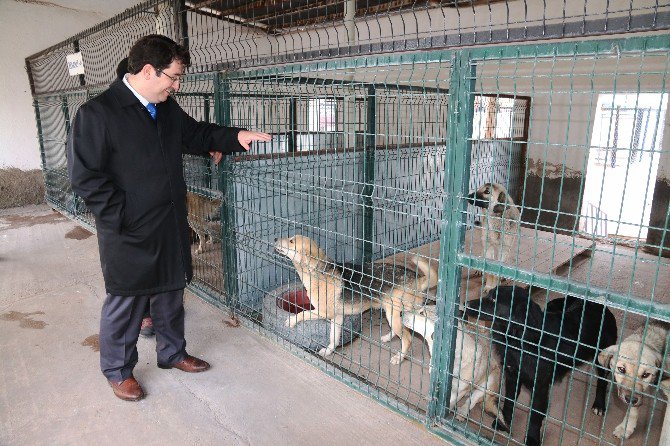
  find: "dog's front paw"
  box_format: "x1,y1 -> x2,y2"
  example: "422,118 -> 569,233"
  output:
390,352 -> 405,365
318,346 -> 334,357
491,417 -> 509,433
591,404 -> 605,417
455,406 -> 469,422
381,332 -> 394,343
613,422 -> 634,439
284,317 -> 297,328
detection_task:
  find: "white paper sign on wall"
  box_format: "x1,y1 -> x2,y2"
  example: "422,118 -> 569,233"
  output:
66,52 -> 85,76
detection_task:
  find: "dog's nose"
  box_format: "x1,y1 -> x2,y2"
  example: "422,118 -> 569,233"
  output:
624,394 -> 640,406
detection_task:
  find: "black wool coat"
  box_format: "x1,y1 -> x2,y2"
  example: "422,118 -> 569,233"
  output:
67,79 -> 244,296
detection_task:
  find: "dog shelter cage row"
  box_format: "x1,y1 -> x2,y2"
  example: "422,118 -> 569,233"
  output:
26,1 -> 670,445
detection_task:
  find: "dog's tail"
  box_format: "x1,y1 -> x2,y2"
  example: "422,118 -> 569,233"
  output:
410,254 -> 439,292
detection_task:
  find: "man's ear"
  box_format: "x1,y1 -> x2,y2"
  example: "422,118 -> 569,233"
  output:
141,64 -> 154,80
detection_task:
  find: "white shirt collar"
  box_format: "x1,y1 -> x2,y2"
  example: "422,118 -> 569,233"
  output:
122,73 -> 152,108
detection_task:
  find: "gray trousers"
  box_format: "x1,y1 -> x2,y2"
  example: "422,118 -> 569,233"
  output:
100,289 -> 186,382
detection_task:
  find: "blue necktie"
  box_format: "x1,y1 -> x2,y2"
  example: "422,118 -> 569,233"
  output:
146,103 -> 157,120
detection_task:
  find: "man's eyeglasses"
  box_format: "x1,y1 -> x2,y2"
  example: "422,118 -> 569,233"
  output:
156,69 -> 181,84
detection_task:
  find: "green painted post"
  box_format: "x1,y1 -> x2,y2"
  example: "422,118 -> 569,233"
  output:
61,94 -> 79,217
289,97 -> 297,153
362,85 -> 376,264
33,100 -> 47,173
216,72 -> 239,309
203,94 -> 213,190
428,50 -> 475,427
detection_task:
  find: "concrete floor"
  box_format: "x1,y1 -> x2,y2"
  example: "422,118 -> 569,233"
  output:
0,205 -> 445,446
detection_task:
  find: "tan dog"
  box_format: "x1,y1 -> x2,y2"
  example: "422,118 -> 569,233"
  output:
402,305 -> 503,423
467,183 -> 520,292
274,235 -> 438,364
186,191 -> 222,254
598,321 -> 670,439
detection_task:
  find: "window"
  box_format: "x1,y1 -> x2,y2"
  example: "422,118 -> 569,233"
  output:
595,101 -> 656,168
308,98 -> 337,132
472,95 -> 527,140
298,98 -> 339,152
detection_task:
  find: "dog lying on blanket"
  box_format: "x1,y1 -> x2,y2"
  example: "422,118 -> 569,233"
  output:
274,235 -> 437,364
466,286 -> 618,446
402,305 -> 503,424
467,183 -> 520,292
598,320 -> 670,439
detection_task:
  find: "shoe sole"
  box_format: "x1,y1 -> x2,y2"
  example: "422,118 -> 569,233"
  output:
114,392 -> 145,402
157,363 -> 210,372
110,385 -> 145,402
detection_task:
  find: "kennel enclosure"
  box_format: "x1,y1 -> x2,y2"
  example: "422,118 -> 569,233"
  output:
26,1 -> 670,445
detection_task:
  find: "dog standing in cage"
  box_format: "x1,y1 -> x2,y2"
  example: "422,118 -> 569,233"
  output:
466,286 -> 618,446
598,320 -> 670,440
274,235 -> 438,364
467,183 -> 520,293
186,191 -> 223,254
402,305 -> 504,425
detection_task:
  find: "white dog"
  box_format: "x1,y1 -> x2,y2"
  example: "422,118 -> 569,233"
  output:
402,305 -> 503,424
598,321 -> 670,439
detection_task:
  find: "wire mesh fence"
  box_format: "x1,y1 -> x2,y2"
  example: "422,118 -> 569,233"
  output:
435,38 -> 670,446
25,1 -> 670,445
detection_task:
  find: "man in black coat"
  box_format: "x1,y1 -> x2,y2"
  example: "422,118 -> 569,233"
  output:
67,35 -> 271,401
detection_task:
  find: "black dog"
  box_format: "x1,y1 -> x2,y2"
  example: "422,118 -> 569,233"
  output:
466,286 -> 617,446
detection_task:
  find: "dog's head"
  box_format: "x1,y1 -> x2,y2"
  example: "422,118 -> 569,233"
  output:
598,340 -> 665,407
467,183 -> 511,215
465,286 -> 541,337
274,235 -> 328,268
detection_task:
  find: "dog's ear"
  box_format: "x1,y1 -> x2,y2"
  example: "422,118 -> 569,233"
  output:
655,356 -> 670,384
515,286 -> 530,299
598,345 -> 617,368
498,191 -> 507,205
524,300 -> 545,328
492,191 -> 507,214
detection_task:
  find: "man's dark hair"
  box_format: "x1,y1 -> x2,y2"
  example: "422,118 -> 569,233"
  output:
116,57 -> 129,80
127,34 -> 190,74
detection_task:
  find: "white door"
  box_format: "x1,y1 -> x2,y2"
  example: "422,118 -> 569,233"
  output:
581,93 -> 667,239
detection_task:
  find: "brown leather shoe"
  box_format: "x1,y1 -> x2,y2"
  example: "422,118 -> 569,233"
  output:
108,376 -> 145,401
158,355 -> 210,373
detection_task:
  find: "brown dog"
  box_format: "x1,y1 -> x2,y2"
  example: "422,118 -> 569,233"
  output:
274,235 -> 438,363
186,191 -> 222,254
467,183 -> 520,292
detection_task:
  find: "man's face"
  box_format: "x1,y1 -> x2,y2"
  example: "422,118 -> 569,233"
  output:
150,60 -> 184,103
